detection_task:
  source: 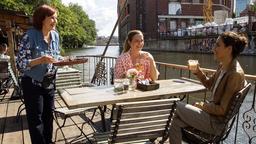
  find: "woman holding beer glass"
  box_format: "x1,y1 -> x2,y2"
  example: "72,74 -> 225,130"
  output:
168,31 -> 247,144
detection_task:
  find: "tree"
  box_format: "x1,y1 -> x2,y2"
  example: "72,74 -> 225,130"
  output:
0,0 -> 97,49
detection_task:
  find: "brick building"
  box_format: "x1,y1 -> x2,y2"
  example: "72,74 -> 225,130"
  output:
118,0 -> 233,44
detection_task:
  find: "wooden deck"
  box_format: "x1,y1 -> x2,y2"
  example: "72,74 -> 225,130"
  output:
0,89 -> 105,144
0,88 -> 186,144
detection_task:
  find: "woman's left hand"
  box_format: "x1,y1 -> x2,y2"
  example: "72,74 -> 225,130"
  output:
194,101 -> 204,109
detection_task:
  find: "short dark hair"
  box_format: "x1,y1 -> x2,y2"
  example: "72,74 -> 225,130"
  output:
220,32 -> 248,58
33,4 -> 57,30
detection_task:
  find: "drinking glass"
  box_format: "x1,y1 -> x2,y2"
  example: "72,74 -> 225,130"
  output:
114,79 -> 124,92
188,59 -> 198,71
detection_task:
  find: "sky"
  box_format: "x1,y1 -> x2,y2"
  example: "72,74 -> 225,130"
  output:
62,0 -> 118,37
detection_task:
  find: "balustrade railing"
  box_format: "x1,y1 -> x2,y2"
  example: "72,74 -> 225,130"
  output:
71,55 -> 117,85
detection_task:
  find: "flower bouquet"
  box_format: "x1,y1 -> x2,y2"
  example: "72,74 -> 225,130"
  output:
126,68 -> 139,90
126,68 -> 139,79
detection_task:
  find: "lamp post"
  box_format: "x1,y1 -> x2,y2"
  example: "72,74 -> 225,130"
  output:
248,1 -> 255,51
248,2 -> 254,32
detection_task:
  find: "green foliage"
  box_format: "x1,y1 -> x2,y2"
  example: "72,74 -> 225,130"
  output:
0,0 -> 97,49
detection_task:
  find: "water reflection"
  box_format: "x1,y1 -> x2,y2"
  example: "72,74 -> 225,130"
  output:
65,46 -> 256,75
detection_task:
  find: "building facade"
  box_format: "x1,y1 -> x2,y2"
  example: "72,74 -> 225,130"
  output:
118,0 -> 233,44
236,0 -> 250,16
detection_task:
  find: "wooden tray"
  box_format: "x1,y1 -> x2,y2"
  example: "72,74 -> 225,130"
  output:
137,81 -> 160,91
53,58 -> 88,66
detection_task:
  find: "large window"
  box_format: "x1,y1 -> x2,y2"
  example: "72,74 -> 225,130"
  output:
168,2 -> 182,15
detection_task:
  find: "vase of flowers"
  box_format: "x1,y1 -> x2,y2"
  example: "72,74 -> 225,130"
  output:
126,68 -> 138,90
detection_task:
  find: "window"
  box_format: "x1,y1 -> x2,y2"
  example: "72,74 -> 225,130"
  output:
168,2 -> 182,15
170,21 -> 177,30
223,0 -> 227,6
159,19 -> 167,32
193,0 -> 199,3
181,21 -> 186,28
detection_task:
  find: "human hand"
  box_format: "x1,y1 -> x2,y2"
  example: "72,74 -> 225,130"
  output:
187,60 -> 200,74
193,101 -> 204,109
63,56 -> 75,61
40,55 -> 57,64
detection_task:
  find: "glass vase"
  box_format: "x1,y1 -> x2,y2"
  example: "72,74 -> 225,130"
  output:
129,78 -> 137,91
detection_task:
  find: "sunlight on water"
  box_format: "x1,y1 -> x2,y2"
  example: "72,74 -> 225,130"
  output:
66,46 -> 256,75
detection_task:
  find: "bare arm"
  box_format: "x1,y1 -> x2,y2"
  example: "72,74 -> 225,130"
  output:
142,52 -> 159,81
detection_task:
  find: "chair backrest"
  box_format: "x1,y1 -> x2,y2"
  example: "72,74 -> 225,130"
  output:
108,98 -> 180,143
218,82 -> 251,141
91,61 -> 107,86
0,61 -> 9,79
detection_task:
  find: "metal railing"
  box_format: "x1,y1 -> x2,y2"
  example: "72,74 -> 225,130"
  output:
71,55 -> 117,85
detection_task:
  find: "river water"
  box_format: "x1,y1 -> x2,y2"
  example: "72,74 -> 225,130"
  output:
65,46 -> 256,75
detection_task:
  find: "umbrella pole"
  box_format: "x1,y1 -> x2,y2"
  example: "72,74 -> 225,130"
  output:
91,0 -> 128,83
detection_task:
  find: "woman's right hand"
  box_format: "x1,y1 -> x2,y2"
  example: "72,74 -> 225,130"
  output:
40,55 -> 57,64
188,61 -> 200,75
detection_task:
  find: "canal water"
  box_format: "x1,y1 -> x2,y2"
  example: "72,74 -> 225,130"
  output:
65,46 -> 256,75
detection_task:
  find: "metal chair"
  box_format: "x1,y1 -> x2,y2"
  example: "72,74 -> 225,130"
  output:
94,98 -> 180,144
182,83 -> 251,144
54,68 -> 97,143
54,62 -> 114,143
0,61 -> 11,100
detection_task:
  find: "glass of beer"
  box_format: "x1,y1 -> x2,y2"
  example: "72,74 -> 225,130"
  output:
188,60 -> 198,71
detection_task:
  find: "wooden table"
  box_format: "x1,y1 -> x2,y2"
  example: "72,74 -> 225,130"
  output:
60,78 -> 206,109
59,78 -> 206,131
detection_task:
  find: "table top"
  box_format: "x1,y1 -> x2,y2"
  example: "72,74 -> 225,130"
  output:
59,79 -> 206,109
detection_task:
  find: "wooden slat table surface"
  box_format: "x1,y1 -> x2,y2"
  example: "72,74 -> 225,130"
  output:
60,79 -> 206,109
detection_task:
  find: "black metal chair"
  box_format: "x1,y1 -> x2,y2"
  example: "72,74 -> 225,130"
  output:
182,83 -> 251,144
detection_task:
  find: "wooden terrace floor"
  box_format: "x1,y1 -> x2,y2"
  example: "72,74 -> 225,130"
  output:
0,89 -> 175,144
0,89 -> 105,144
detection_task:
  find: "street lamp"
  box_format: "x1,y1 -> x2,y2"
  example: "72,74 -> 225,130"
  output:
248,1 -> 254,32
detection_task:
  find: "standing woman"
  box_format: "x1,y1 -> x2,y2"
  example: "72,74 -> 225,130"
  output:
114,30 -> 159,81
16,4 -> 61,144
168,31 -> 247,144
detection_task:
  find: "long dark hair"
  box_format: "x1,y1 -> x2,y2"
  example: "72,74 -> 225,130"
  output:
122,30 -> 143,53
220,32 -> 248,58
